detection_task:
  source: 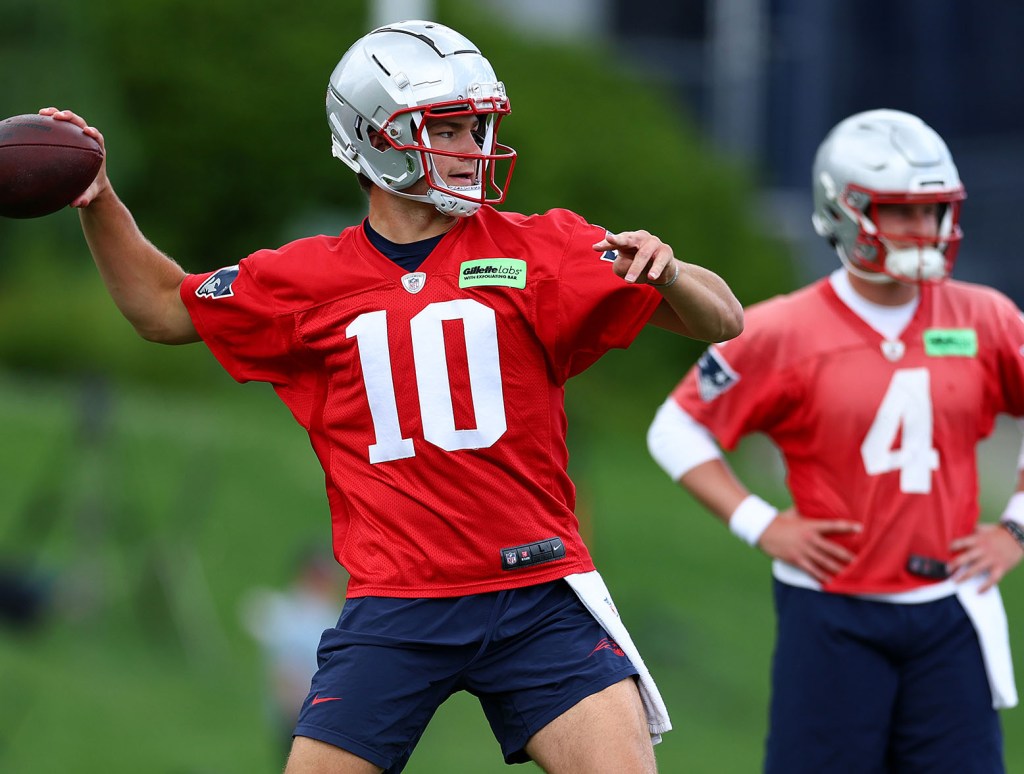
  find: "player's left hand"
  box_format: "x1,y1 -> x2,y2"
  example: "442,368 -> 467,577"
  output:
948,523 -> 1024,593
594,230 -> 677,286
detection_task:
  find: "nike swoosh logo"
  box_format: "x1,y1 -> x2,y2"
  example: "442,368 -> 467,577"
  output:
312,694 -> 342,705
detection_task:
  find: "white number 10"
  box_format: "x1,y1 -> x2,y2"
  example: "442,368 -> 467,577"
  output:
346,299 -> 508,464
860,368 -> 939,493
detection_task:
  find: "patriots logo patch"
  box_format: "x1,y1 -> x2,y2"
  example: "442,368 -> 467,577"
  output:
595,228 -> 617,262
696,347 -> 739,401
195,266 -> 240,299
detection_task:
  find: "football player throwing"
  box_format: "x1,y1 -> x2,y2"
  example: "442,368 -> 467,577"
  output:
48,19 -> 743,774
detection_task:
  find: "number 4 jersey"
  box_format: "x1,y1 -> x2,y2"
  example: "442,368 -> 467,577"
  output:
671,276 -> 1024,595
180,207 -> 662,598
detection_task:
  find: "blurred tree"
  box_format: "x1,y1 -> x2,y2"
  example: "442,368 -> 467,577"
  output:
89,0 -> 371,266
0,0 -> 795,388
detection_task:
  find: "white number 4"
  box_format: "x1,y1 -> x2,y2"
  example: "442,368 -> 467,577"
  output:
860,368 -> 939,494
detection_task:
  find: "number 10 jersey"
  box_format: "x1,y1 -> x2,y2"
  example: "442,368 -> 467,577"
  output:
181,207 -> 662,597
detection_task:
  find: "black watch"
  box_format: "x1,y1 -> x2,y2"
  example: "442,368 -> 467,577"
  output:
1000,519 -> 1024,551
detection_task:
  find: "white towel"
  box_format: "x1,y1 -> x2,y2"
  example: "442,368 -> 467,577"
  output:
955,576 -> 1018,709
565,571 -> 673,742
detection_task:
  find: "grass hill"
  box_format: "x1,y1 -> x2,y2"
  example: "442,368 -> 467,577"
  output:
0,356 -> 1022,773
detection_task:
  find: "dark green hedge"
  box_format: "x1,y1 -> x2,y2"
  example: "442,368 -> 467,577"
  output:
0,0 -> 796,389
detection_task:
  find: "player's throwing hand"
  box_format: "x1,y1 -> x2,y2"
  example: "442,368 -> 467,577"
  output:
595,229 -> 677,286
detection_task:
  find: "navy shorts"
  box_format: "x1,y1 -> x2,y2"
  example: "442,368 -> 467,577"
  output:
766,580 -> 1003,774
294,579 -> 638,772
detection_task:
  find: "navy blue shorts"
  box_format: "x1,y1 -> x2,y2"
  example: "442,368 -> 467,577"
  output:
766,580 -> 1003,774
294,579 -> 638,772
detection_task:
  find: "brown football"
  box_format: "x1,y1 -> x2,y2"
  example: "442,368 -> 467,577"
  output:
0,113 -> 103,219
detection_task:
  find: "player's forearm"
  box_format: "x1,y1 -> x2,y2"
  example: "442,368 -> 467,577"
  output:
649,405 -> 775,540
79,189 -> 198,344
678,458 -> 751,526
650,260 -> 744,342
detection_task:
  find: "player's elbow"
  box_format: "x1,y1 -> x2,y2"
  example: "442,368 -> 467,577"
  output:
715,300 -> 744,342
693,299 -> 744,343
134,318 -> 199,345
130,305 -> 199,345
135,324 -> 198,345
123,284 -> 198,344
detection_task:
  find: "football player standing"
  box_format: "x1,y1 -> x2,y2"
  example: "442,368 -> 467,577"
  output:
649,109 -> 1024,773
44,19 -> 743,774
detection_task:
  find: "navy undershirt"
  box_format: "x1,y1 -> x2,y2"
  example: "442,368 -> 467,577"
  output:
363,219 -> 444,272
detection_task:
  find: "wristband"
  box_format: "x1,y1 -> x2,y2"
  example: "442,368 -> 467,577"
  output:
1001,520 -> 1024,552
728,495 -> 778,547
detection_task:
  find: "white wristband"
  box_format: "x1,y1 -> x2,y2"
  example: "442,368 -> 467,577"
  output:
1000,491 -> 1024,526
728,495 -> 779,547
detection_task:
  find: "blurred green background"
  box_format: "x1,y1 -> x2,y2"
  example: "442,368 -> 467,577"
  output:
1,1 -> 1021,772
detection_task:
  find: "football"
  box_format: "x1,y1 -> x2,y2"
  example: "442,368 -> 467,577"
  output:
0,113 -> 103,219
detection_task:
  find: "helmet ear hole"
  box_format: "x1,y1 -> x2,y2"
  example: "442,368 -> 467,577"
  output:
367,130 -> 390,153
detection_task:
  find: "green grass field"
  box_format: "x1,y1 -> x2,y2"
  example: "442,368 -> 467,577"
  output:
1,361 -> 1022,773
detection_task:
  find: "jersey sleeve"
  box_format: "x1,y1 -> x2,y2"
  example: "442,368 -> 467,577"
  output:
180,254 -> 301,386
537,212 -> 663,382
669,301 -> 799,450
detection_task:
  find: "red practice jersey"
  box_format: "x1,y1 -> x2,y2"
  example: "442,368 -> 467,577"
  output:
181,207 -> 662,597
671,278 -> 1024,594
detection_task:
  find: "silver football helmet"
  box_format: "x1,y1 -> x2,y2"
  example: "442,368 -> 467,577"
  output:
811,109 -> 965,283
325,20 -> 516,217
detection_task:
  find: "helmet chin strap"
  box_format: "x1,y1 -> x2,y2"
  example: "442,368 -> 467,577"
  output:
837,242 -> 948,284
367,176 -> 483,217
884,246 -> 947,282
427,184 -> 483,217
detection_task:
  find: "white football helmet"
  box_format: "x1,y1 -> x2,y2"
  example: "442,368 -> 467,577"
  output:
325,20 -> 516,217
811,109 -> 965,283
